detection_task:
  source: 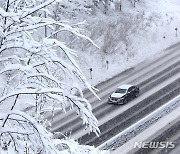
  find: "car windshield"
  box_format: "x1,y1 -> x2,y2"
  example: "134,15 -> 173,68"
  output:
115,88 -> 127,93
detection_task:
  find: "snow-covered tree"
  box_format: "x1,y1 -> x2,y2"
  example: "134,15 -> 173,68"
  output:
52,0 -> 94,19
0,0 -> 103,153
92,0 -> 140,14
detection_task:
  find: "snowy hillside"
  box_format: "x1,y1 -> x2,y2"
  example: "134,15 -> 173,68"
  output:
65,0 -> 180,86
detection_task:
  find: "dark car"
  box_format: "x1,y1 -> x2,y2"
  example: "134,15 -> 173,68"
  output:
108,84 -> 139,104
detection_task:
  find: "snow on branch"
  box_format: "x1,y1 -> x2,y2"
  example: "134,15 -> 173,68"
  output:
20,0 -> 57,19
0,110 -> 57,154
0,0 -> 102,153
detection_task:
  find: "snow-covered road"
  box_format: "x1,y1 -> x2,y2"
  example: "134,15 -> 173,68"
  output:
48,42 -> 180,149
111,99 -> 180,154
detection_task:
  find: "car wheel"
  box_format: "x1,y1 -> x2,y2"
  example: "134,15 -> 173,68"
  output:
123,98 -> 128,104
135,93 -> 139,97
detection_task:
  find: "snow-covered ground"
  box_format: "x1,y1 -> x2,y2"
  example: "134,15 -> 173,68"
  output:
75,0 -> 180,86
